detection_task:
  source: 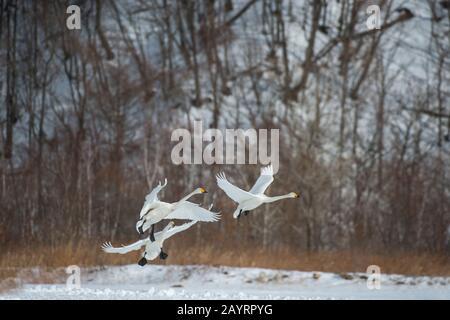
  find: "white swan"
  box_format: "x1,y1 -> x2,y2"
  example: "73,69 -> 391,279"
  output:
216,164 -> 299,219
101,221 -> 196,266
136,179 -> 220,240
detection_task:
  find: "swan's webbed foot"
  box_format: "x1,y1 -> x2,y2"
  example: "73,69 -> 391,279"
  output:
150,224 -> 155,242
159,250 -> 168,260
138,257 -> 148,266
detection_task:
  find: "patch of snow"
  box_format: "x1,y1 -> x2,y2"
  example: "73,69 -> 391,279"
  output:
1,264 -> 449,300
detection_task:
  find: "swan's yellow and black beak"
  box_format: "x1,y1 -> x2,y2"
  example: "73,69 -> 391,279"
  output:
200,187 -> 208,194
293,192 -> 300,198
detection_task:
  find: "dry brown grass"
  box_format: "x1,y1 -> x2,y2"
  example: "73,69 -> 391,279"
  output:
0,269 -> 20,293
166,246 -> 450,277
1,241 -> 449,285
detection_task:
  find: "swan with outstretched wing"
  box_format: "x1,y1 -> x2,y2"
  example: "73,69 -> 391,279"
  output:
102,221 -> 197,266
216,164 -> 299,219
135,180 -> 220,241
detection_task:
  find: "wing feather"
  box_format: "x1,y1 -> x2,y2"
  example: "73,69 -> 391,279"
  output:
101,239 -> 146,254
165,202 -> 221,222
163,221 -> 197,239
216,172 -> 255,203
139,179 -> 167,218
249,165 -> 274,195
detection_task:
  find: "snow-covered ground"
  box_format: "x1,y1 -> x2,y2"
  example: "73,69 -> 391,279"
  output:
1,264 -> 449,300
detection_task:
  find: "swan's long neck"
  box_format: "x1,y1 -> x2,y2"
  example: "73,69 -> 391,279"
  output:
264,194 -> 293,203
160,225 -> 173,241
173,190 -> 197,208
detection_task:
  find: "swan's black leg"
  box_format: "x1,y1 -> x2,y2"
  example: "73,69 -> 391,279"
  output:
150,224 -> 155,242
138,256 -> 148,266
159,250 -> 168,260
237,209 -> 242,219
244,211 -> 250,216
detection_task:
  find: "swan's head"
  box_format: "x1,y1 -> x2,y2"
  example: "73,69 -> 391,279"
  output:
196,187 -> 208,194
290,192 -> 300,198
163,221 -> 175,231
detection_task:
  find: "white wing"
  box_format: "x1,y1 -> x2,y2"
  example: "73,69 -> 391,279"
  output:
139,179 -> 167,218
165,201 -> 221,222
163,221 -> 197,239
216,172 -> 255,203
101,239 -> 146,254
249,165 -> 274,195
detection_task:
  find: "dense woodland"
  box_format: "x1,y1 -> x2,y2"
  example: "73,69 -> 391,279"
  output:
1,0 -> 450,259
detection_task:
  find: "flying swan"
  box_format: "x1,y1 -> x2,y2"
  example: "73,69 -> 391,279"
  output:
136,179 -> 220,241
216,164 -> 299,219
101,221 -> 197,266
